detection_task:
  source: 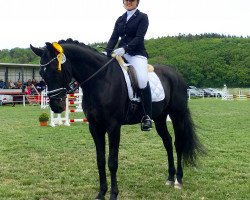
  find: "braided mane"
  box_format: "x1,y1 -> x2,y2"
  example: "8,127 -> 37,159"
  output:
58,38 -> 101,54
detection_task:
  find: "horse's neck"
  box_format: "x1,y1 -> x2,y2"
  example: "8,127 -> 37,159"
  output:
68,47 -> 106,83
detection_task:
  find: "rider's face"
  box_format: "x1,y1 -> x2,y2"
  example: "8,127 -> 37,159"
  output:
123,0 -> 138,11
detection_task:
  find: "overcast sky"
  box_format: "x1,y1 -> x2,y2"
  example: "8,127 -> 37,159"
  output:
0,0 -> 249,49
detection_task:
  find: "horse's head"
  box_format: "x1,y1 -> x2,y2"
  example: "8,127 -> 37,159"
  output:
30,42 -> 73,113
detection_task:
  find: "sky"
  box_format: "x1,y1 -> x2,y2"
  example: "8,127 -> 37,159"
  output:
0,0 -> 249,49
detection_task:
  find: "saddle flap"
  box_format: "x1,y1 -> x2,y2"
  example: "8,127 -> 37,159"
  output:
127,66 -> 139,96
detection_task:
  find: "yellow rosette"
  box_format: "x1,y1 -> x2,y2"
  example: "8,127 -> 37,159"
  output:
52,42 -> 64,71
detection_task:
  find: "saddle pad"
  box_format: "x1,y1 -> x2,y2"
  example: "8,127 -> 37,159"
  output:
121,67 -> 165,102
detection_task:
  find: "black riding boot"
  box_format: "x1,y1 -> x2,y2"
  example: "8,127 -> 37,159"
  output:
140,82 -> 152,131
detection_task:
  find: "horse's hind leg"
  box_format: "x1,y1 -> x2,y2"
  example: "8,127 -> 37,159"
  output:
154,113 -> 176,186
170,110 -> 193,189
171,116 -> 185,189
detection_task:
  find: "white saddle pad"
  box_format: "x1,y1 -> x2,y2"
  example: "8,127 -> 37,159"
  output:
121,67 -> 165,102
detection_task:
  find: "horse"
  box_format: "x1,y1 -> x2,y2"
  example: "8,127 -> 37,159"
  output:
30,38 -> 204,200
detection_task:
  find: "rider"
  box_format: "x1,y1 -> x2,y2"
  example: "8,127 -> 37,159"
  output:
104,0 -> 152,131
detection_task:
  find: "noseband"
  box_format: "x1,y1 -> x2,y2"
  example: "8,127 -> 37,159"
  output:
47,87 -> 67,100
46,81 -> 78,101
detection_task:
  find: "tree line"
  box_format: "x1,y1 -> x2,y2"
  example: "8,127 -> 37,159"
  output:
0,34 -> 249,87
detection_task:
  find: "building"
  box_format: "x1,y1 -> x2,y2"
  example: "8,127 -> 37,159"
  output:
0,63 -> 40,84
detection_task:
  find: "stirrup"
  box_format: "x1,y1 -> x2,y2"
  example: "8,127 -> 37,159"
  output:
141,115 -> 152,131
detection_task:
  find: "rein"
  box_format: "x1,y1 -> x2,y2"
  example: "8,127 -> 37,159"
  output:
80,57 -> 115,87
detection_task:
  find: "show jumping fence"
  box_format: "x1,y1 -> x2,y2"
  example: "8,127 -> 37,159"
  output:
49,88 -> 88,127
221,86 -> 250,100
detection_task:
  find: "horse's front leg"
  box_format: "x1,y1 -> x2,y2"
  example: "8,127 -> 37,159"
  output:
89,123 -> 108,200
107,124 -> 121,200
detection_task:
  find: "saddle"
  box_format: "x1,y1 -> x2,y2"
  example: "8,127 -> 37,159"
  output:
114,55 -> 165,124
115,55 -> 154,97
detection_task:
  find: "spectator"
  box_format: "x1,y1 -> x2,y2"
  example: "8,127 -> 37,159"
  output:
27,79 -> 32,86
8,80 -> 16,89
15,79 -> 22,89
0,79 -> 6,89
36,79 -> 46,93
31,79 -> 37,86
30,84 -> 38,95
25,85 -> 31,95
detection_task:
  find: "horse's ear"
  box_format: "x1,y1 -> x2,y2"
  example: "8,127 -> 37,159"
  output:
30,44 -> 44,57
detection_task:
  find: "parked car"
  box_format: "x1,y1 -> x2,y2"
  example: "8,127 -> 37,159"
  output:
187,86 -> 204,97
206,88 -> 223,97
0,95 -> 13,105
202,88 -> 215,97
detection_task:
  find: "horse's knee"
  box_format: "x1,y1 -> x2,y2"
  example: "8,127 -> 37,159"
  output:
108,159 -> 118,173
97,154 -> 106,169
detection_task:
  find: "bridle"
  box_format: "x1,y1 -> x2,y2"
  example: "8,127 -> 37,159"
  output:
46,87 -> 67,100
40,57 -> 58,67
40,55 -> 74,100
41,54 -> 115,100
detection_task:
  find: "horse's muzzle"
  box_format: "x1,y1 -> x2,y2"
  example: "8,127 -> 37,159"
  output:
49,98 -> 66,113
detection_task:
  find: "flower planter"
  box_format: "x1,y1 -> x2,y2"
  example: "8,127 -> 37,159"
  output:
39,113 -> 49,126
40,121 -> 48,126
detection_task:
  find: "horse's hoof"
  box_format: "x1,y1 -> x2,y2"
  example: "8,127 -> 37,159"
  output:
109,192 -> 118,200
174,179 -> 183,189
109,195 -> 117,200
95,195 -> 105,200
166,180 -> 175,186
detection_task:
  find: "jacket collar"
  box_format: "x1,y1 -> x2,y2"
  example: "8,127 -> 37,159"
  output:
122,9 -> 140,24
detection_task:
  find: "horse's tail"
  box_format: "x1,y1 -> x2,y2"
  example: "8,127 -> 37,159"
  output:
169,69 -> 206,166
180,107 -> 206,166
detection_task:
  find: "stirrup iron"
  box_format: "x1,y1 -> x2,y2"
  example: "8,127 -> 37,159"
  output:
141,115 -> 152,131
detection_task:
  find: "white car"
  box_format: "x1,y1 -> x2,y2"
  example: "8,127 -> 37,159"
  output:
188,86 -> 204,97
207,88 -> 224,97
0,95 -> 13,105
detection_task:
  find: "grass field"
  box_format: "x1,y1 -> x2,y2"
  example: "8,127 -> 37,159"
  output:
0,99 -> 249,200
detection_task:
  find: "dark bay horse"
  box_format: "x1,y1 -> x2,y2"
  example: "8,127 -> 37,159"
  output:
30,39 -> 204,200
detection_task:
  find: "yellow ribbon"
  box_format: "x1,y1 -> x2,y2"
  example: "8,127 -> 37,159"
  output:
52,42 -> 63,71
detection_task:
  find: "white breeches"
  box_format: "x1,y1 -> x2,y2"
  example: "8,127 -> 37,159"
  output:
123,54 -> 148,89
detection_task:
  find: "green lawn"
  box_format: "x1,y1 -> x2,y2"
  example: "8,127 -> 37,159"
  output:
0,99 -> 249,200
